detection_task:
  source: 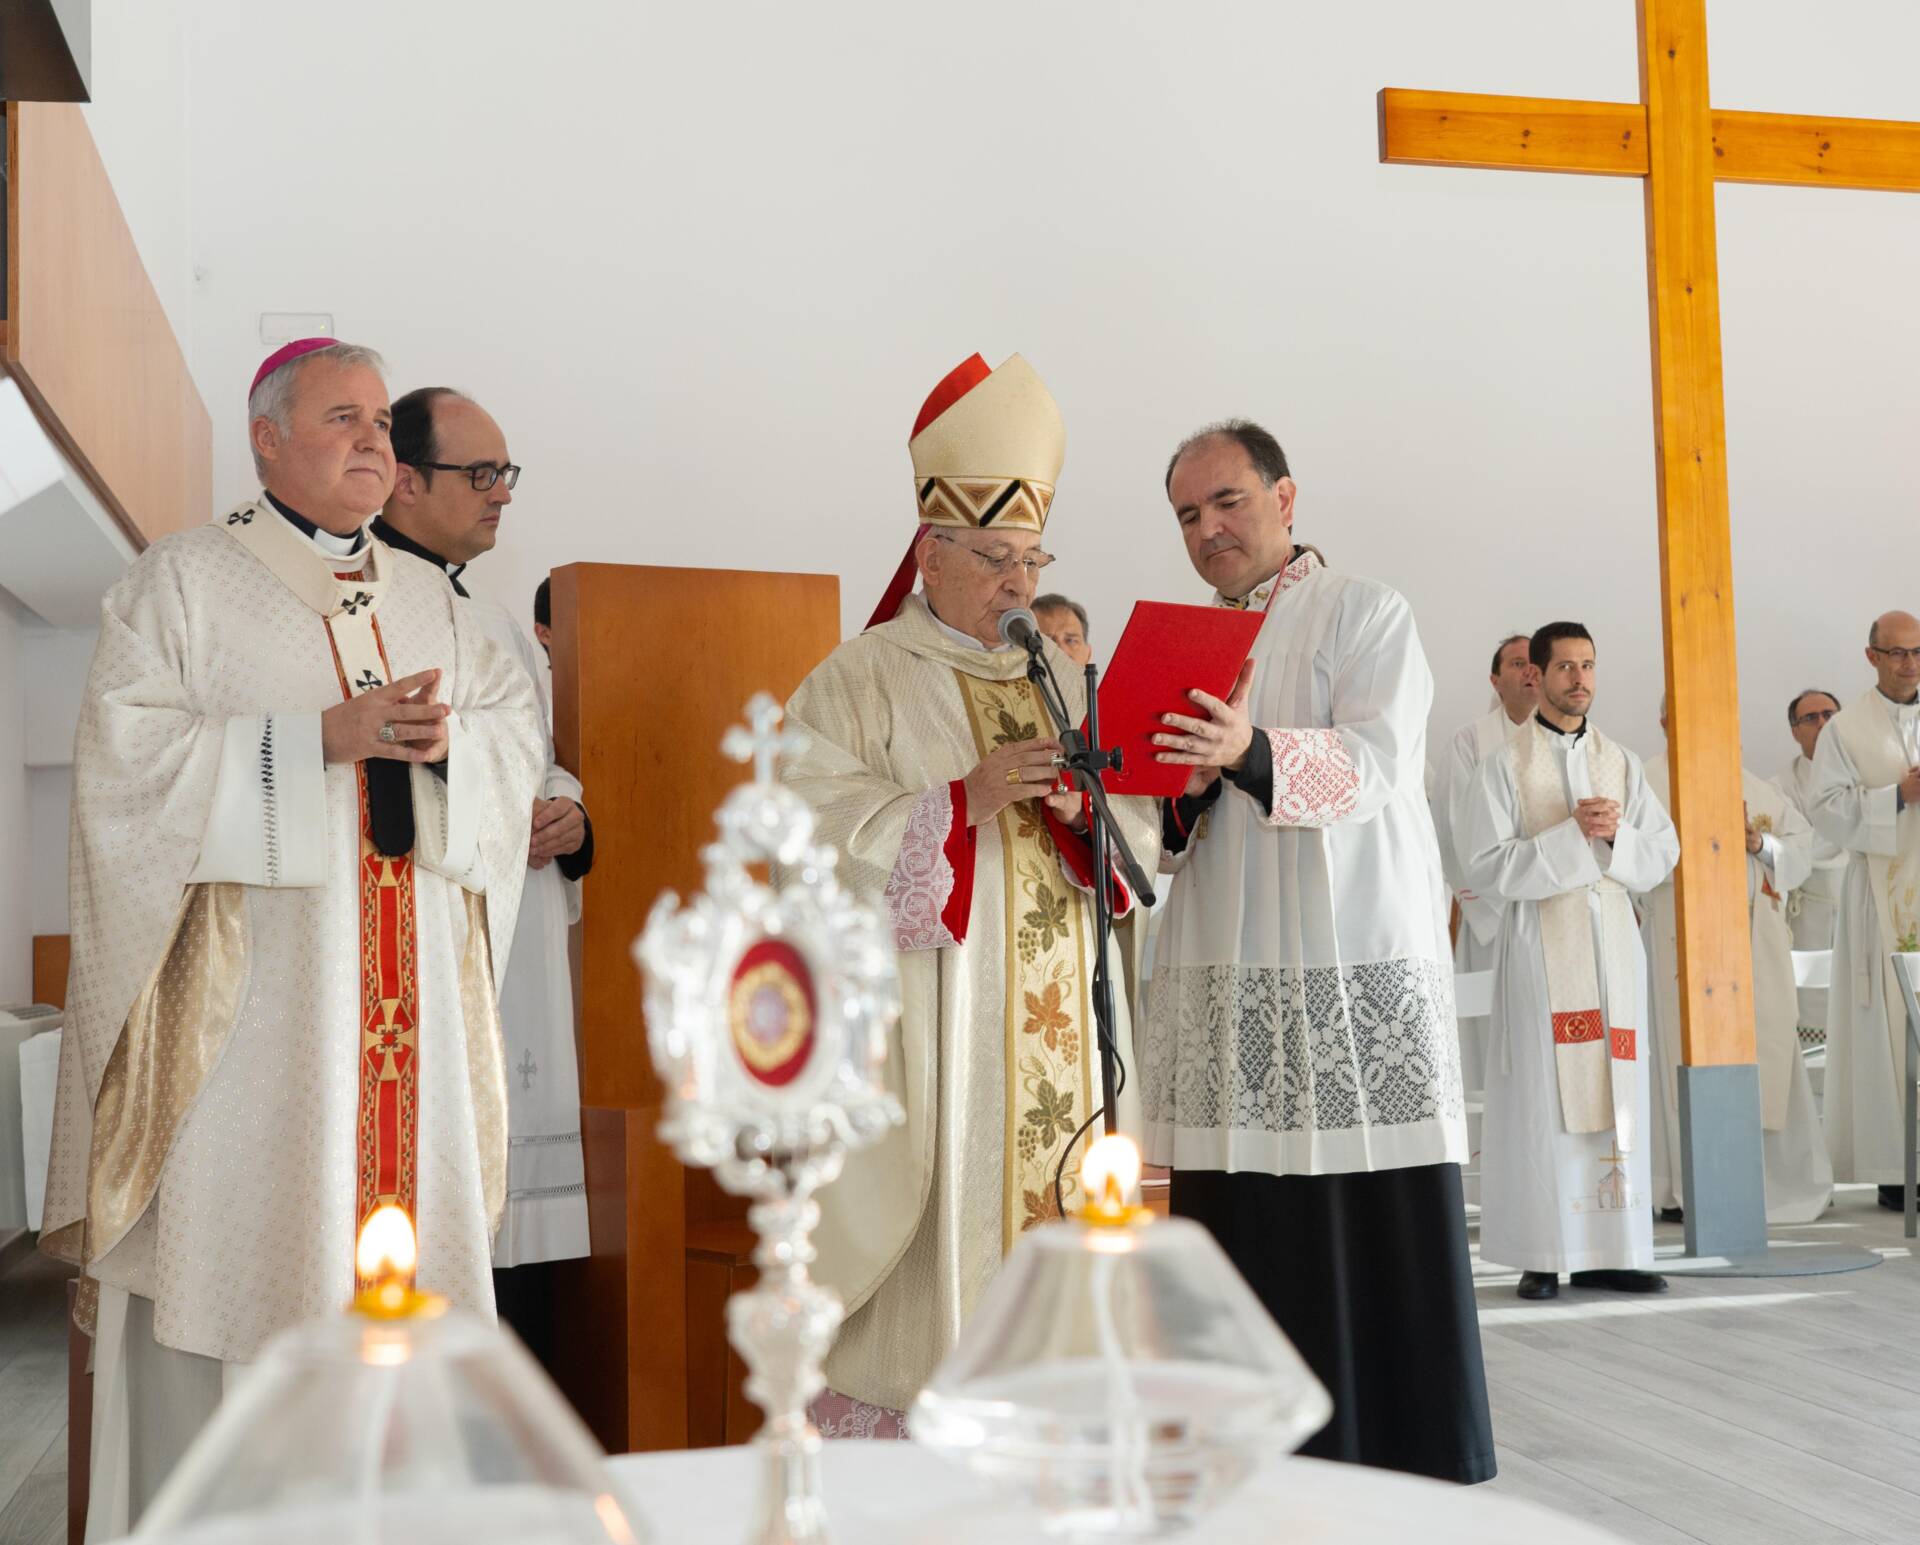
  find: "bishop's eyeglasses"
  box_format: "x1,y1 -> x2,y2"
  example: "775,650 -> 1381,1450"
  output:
929,531 -> 1055,579
415,461 -> 521,491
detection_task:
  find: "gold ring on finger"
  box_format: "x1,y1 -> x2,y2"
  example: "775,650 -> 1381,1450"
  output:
1006,769 -> 1022,785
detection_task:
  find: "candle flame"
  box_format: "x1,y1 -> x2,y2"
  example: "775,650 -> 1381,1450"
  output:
1080,1133 -> 1143,1222
356,1203 -> 418,1285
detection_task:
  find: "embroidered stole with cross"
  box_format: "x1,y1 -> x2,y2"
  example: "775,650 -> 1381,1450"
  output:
221,502 -> 421,1280
953,672 -> 1095,1248
1510,721 -> 1639,1148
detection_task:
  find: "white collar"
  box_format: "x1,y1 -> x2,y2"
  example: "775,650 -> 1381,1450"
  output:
923,594 -> 1001,654
308,524 -> 363,560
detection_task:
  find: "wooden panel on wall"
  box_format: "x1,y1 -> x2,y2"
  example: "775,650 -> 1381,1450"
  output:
31,934 -> 68,1008
5,101 -> 210,548
548,562 -> 840,1453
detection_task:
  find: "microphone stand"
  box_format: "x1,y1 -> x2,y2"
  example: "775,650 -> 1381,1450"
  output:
1021,638 -> 1156,1143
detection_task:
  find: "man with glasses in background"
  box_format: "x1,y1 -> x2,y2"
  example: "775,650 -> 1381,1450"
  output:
1773,689 -> 1847,1058
780,353 -> 1156,1436
1808,612 -> 1920,1209
378,388 -> 594,1360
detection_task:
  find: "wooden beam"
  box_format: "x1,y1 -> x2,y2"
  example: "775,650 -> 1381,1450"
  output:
1378,89 -> 1648,178
1640,0 -> 1755,1067
1715,109 -> 1920,193
5,104 -> 210,550
1380,88 -> 1920,194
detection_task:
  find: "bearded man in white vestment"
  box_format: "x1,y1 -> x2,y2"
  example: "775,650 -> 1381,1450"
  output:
1460,622 -> 1677,1302
1807,612 -> 1920,1210
1773,689 -> 1846,1041
377,387 -> 594,1368
1140,421 -> 1493,1485
1642,701 -> 1831,1225
781,354 -> 1156,1432
41,341 -> 543,1536
1431,634 -> 1537,1102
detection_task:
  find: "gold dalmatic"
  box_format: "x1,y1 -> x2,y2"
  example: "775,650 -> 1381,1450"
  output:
954,672 -> 1096,1248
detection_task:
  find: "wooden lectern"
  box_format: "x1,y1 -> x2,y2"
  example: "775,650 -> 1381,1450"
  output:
546,563 -> 840,1454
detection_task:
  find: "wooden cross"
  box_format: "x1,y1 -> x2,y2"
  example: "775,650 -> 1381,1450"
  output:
1379,3 -> 1920,1080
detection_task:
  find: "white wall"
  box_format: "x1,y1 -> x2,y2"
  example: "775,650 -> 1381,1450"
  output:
0,598 -> 30,1002
82,0 -> 196,365
165,0 -> 1920,768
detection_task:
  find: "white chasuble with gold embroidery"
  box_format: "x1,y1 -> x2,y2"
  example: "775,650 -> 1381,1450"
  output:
1640,756 -> 1830,1222
1807,688 -> 1920,1184
1459,719 -> 1678,1274
42,499 -> 543,1364
781,593 -> 1156,1412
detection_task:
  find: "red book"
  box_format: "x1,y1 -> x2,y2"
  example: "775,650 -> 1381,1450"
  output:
1083,601 -> 1266,799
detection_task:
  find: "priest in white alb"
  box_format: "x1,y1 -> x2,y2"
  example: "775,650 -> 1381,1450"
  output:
780,353 -> 1156,1432
1642,699 -> 1831,1225
1773,689 -> 1846,1044
1431,633 -> 1537,1104
1458,622 -> 1677,1302
377,386 -> 595,1366
1140,421 -> 1493,1484
1807,611 -> 1920,1210
41,340 -> 543,1535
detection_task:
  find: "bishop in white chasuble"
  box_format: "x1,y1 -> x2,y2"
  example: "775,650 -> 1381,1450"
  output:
1807,616 -> 1920,1198
1459,625 -> 1677,1291
1141,424 -> 1490,1486
40,341 -> 543,1535
1641,749 -> 1831,1223
782,354 -> 1156,1421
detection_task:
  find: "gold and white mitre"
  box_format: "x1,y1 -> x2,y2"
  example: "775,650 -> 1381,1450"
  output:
908,352 -> 1065,533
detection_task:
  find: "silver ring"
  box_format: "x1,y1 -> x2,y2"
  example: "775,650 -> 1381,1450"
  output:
377,722 -> 397,744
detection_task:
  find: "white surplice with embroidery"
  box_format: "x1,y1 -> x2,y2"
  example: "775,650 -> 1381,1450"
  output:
43,503 -> 543,1362
1640,755 -> 1831,1223
1806,690 -> 1920,1184
1141,549 -> 1467,1178
1458,721 -> 1677,1273
463,595 -> 590,1268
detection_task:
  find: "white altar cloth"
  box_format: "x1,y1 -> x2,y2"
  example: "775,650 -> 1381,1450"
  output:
609,1441 -> 1624,1543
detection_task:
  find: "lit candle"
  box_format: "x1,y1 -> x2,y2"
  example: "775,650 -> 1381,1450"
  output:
1079,1133 -> 1149,1227
352,1204 -> 439,1321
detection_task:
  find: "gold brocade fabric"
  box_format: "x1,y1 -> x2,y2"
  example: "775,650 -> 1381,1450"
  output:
953,673 -> 1096,1245
55,885 -> 249,1271
459,889 -> 510,1235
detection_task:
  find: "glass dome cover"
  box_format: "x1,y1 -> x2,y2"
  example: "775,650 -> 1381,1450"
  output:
133,1211 -> 647,1544
913,1143 -> 1332,1537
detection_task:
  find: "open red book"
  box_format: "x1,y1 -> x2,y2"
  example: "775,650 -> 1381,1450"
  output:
1079,601 -> 1267,799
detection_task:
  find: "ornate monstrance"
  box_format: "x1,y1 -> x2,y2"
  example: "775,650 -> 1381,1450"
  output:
634,693 -> 903,1545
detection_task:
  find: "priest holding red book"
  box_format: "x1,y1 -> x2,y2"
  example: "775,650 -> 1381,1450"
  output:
1139,419 -> 1495,1484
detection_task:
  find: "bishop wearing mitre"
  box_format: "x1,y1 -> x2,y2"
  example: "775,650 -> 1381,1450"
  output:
40,340 -> 543,1534
782,354 -> 1156,1432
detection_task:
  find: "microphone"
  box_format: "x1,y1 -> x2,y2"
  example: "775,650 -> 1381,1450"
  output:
997,607 -> 1045,654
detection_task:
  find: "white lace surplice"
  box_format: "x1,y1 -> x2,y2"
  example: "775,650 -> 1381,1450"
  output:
1142,553 -> 1467,1178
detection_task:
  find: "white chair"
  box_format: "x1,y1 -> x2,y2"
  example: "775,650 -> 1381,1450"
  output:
1453,969 -> 1495,1022
1452,969 -> 1494,1210
1792,949 -> 1832,990
1891,954 -> 1920,1241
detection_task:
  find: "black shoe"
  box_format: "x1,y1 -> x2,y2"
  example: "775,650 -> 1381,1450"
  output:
1517,1271 -> 1560,1300
1657,1206 -> 1685,1224
1570,1269 -> 1669,1294
1879,1184 -> 1909,1212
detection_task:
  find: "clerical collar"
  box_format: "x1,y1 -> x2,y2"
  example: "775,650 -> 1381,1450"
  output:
924,596 -> 994,653
1217,544 -> 1321,611
1877,687 -> 1920,709
266,491 -> 365,559
1535,710 -> 1588,743
371,516 -> 470,596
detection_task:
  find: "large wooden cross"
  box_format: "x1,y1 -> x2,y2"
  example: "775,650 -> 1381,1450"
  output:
1378,1 -> 1920,1251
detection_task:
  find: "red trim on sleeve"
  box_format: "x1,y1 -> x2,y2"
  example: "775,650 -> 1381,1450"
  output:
940,778 -> 975,942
